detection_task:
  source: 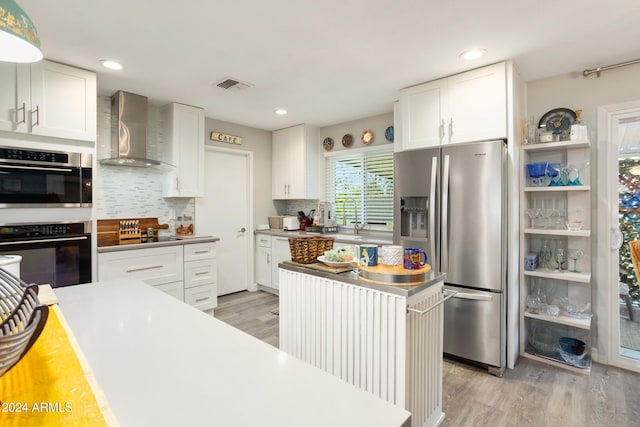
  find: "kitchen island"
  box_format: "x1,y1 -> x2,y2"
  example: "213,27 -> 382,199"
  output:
278,262 -> 447,427
55,278 -> 411,427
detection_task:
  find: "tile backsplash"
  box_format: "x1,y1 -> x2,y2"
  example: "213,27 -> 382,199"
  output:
94,95 -> 195,235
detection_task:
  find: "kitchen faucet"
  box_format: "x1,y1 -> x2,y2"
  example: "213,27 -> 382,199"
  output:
342,198 -> 365,235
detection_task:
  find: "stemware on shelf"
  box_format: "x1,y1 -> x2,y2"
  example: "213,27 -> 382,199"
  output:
539,238 -> 553,269
526,162 -> 549,187
554,247 -> 566,272
567,248 -> 584,272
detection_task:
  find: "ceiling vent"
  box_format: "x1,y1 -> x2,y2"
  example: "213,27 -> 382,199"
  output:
214,76 -> 254,91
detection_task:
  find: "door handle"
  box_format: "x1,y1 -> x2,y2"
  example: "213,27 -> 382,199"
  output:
441,154 -> 450,273
238,227 -> 246,233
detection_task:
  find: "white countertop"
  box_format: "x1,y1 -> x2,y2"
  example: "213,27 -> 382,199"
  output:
56,279 -> 410,427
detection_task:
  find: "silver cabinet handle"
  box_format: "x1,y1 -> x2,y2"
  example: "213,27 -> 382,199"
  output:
194,271 -> 209,276
126,265 -> 163,273
449,118 -> 453,138
267,253 -> 270,264
16,102 -> 26,124
195,297 -> 209,303
32,105 -> 40,128
193,250 -> 209,254
440,119 -> 445,141
407,289 -> 457,315
238,227 -> 246,233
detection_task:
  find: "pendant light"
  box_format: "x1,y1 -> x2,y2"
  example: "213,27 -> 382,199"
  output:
0,0 -> 42,63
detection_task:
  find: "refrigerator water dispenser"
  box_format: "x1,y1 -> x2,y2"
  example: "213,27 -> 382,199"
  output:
400,197 -> 428,239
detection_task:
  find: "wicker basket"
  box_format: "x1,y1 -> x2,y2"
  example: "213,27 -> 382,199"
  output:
288,236 -> 334,264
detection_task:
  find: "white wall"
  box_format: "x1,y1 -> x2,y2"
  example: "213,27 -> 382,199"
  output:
526,64 -> 640,363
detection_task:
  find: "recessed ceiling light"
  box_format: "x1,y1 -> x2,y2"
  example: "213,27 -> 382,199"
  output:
100,59 -> 124,70
460,49 -> 487,61
275,109 -> 287,116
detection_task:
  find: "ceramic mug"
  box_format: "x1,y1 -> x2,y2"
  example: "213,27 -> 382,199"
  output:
360,245 -> 378,267
380,245 -> 403,266
403,247 -> 427,270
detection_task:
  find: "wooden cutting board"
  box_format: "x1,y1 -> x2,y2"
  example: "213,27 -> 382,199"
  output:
283,260 -> 356,274
97,218 -> 169,247
358,263 -> 431,285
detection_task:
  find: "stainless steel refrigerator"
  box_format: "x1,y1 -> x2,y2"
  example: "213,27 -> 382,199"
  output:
393,139 -> 506,375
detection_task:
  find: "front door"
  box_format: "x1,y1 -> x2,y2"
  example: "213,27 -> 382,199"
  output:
197,146 -> 252,296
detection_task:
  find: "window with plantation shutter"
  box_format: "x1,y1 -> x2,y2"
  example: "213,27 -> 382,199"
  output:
325,147 -> 394,228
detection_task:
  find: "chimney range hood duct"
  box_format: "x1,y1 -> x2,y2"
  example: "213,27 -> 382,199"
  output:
100,91 -> 167,167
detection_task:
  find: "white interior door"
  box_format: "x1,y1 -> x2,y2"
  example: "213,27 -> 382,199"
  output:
197,146 -> 252,296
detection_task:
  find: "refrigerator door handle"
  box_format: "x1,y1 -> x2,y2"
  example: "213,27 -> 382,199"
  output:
441,154 -> 450,273
450,291 -> 494,302
429,155 -> 438,265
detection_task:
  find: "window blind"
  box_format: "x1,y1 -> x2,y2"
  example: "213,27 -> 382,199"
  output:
326,148 -> 394,227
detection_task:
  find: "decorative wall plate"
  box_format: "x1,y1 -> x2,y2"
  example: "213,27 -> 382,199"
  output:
323,137 -> 334,151
538,108 -> 576,134
342,133 -> 353,148
385,126 -> 394,142
361,130 -> 373,145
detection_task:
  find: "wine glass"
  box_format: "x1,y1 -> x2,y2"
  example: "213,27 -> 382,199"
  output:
539,239 -> 553,269
568,248 -> 584,272
554,247 -> 566,271
525,207 -> 540,228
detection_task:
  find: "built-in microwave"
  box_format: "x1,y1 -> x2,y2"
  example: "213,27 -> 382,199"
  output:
0,146 -> 92,208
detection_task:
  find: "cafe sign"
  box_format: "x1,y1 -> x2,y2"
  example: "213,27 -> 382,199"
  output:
211,131 -> 242,145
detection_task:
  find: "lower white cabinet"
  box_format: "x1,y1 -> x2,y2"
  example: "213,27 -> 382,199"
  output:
255,234 -> 291,292
255,235 -> 272,288
98,241 -> 218,313
183,242 -> 217,312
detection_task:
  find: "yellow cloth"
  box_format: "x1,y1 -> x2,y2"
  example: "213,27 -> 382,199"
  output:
0,304 -> 117,426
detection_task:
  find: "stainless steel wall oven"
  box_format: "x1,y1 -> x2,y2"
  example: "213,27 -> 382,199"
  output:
0,146 -> 92,207
0,221 -> 92,287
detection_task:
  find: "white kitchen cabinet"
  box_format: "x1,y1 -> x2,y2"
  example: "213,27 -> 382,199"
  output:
183,242 -> 217,312
0,60 -> 97,141
254,234 -> 291,292
162,102 -> 205,198
98,245 -> 185,300
270,236 -> 292,290
255,234 -> 272,288
271,124 -> 320,199
400,79 -> 446,150
519,139 -> 592,374
399,62 -> 507,150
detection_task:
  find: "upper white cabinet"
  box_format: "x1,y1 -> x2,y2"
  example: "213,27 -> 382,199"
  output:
272,124 -> 320,199
0,60 -> 97,142
162,102 -> 205,197
399,62 -> 507,150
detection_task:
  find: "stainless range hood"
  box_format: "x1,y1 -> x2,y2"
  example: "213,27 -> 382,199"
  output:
100,91 -> 165,167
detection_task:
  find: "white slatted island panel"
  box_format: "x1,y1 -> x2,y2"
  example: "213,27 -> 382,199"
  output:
279,267 -> 445,427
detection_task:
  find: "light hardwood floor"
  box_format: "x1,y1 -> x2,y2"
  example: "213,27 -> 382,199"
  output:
216,290 -> 640,427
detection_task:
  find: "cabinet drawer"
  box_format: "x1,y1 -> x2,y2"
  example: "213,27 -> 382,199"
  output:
152,281 -> 184,301
256,234 -> 272,248
98,246 -> 184,286
184,259 -> 216,289
184,242 -> 216,261
185,284 -> 217,311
